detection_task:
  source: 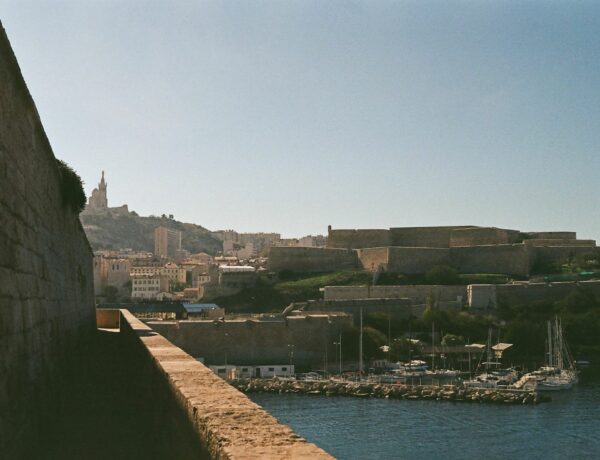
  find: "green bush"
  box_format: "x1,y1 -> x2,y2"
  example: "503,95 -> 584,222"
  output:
425,265 -> 461,285
56,159 -> 86,214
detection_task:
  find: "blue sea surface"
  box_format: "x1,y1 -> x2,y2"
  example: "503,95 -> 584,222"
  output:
250,381 -> 600,459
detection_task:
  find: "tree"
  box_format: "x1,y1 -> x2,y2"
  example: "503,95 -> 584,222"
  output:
441,333 -> 465,346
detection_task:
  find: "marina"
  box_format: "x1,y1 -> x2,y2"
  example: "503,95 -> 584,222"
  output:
250,379 -> 600,459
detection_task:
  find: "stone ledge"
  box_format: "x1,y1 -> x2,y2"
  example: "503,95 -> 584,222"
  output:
118,309 -> 332,459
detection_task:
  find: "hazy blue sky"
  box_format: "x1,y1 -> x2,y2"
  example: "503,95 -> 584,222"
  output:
2,1 -> 600,238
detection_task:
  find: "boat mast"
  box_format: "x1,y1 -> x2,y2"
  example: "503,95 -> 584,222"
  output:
547,320 -> 553,368
432,322 -> 435,371
486,328 -> 492,372
359,307 -> 363,376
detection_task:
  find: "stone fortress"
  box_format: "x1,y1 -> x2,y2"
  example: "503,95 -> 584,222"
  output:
269,225 -> 599,277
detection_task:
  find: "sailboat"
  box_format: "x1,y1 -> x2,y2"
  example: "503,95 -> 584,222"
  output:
515,317 -> 578,391
463,329 -> 518,389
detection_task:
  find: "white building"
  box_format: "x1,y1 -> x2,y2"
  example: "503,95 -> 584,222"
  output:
208,364 -> 294,379
131,275 -> 169,300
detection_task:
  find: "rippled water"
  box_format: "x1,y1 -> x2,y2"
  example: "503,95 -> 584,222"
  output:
250,381 -> 600,459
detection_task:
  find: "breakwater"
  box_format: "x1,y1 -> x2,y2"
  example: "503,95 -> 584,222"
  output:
231,378 -> 550,405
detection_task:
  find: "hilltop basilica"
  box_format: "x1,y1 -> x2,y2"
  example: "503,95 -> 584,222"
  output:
84,171 -> 128,215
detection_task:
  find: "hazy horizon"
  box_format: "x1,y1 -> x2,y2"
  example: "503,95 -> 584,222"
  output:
3,2 -> 600,240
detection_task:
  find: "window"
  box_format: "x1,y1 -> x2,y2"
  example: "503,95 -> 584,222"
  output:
282,367 -> 287,371
268,368 -> 274,372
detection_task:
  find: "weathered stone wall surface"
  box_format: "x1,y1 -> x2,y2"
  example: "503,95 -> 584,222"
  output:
449,227 -> 521,247
357,247 -> 389,271
268,246 -> 359,272
390,226 -> 473,248
387,247 -> 452,274
0,24 -> 95,457
532,245 -> 600,268
148,314 -> 352,367
323,284 -> 467,304
450,244 -> 531,277
524,239 -> 596,247
527,231 -> 576,240
495,280 -> 600,306
327,228 -> 391,249
120,310 -> 333,459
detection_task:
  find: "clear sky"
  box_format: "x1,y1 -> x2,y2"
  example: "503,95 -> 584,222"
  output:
2,1 -> 600,239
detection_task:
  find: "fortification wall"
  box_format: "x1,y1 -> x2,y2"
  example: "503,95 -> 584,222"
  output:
449,227 -> 521,247
301,298 -> 426,321
450,244 -> 531,277
0,24 -> 95,457
357,247 -> 389,271
527,231 -> 576,240
389,226 -> 473,248
268,246 -> 359,272
327,228 -> 390,249
532,246 -> 600,268
495,281 -> 600,306
387,247 -> 452,274
323,285 -> 467,304
148,314 -> 352,367
524,239 -> 596,247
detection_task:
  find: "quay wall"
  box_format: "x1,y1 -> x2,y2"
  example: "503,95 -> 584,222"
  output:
118,310 -> 332,459
268,246 -> 359,273
0,24 -> 95,458
148,314 -> 353,367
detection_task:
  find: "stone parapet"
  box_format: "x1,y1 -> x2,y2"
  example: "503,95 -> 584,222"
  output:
118,310 -> 332,459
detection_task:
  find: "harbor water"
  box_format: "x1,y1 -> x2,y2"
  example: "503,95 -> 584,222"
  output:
250,379 -> 600,459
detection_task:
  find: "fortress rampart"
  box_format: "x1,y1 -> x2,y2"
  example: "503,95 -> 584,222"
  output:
268,246 -> 359,272
0,23 -> 95,457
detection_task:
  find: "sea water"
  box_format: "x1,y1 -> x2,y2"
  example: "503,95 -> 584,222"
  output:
250,380 -> 600,459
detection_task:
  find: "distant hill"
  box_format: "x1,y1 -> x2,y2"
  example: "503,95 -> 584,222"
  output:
80,209 -> 223,254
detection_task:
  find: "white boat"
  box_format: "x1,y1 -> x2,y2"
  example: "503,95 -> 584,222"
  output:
517,318 -> 578,392
463,329 -> 519,389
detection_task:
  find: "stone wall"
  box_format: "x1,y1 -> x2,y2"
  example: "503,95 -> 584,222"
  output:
450,244 -> 531,277
0,23 -> 95,457
532,246 -> 600,269
387,247 -> 452,274
327,228 -> 391,249
524,239 -> 596,247
389,226 -> 473,248
268,246 -> 359,273
323,285 -> 467,304
468,281 -> 600,310
449,227 -> 521,247
148,314 -> 352,367
119,310 -> 332,459
357,247 -> 389,271
527,231 -> 576,240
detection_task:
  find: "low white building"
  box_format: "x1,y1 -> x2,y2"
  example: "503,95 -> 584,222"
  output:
208,364 -> 294,379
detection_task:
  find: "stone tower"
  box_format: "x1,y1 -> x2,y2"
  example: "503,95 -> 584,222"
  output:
88,171 -> 108,210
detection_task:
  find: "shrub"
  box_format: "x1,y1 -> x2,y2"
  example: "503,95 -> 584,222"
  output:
425,265 -> 460,285
56,159 -> 86,214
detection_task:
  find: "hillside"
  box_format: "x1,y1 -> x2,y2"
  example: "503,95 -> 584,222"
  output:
80,210 -> 223,254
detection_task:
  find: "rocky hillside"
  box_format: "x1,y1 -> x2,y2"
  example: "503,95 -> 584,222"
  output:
80,210 -> 223,254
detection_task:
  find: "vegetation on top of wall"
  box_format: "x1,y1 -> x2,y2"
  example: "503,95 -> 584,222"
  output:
56,159 -> 86,214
